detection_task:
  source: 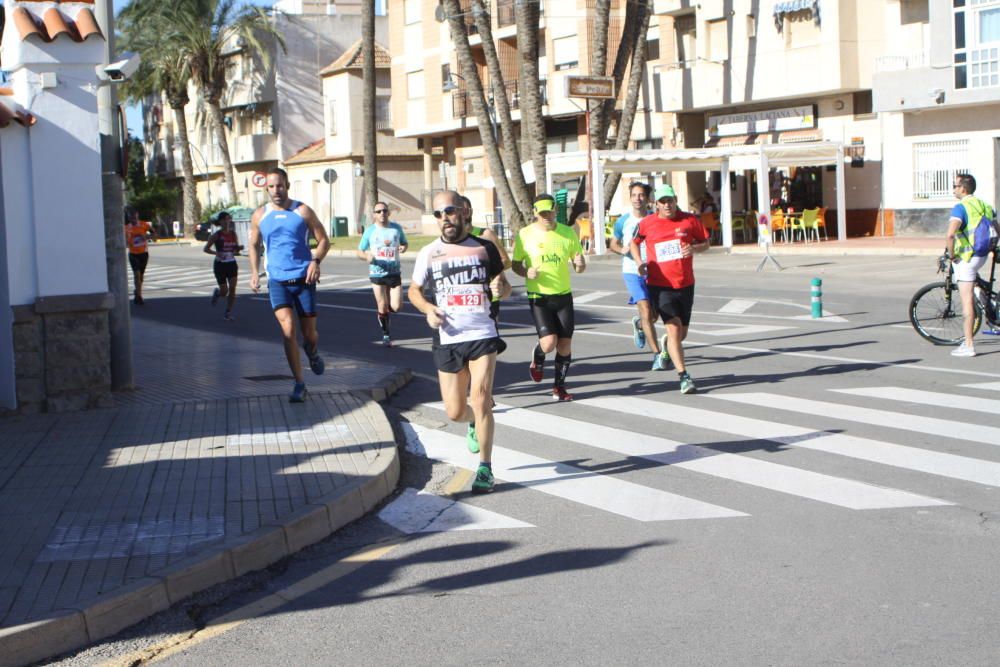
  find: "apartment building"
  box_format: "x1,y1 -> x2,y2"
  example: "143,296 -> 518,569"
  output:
143,7 -> 373,217
645,0 -> 887,236
283,40 -> 426,233
388,0 -> 669,230
874,0 -> 1000,235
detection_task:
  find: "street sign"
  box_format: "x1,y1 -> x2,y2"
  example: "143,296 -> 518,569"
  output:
322,168 -> 338,184
565,75 -> 615,99
251,171 -> 267,188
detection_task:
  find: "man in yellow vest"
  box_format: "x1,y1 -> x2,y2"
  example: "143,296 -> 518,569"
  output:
946,173 -> 997,357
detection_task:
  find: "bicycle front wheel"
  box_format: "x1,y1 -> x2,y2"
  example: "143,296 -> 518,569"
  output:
909,281 -> 982,345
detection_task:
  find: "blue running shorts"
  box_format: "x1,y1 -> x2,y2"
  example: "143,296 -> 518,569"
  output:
622,272 -> 650,305
268,278 -> 317,317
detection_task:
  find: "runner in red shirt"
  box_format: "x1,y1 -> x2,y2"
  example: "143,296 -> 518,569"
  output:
630,184 -> 710,394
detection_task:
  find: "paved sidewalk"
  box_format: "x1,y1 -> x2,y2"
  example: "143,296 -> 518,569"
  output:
0,317 -> 410,666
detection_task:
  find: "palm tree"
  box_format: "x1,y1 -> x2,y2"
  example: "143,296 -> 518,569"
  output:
514,0 -> 545,196
362,0 -> 378,214
118,3 -> 200,233
167,0 -> 286,203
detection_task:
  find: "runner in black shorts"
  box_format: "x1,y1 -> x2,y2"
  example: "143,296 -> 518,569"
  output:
512,194 -> 586,401
409,190 -> 505,493
204,211 -> 243,321
357,202 -> 408,345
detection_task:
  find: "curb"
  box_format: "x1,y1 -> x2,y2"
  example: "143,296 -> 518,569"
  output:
727,244 -> 940,257
0,370 -> 410,667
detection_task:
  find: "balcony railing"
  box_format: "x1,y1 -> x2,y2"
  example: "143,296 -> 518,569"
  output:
452,80 -> 548,118
874,52 -> 929,73
497,0 -> 515,27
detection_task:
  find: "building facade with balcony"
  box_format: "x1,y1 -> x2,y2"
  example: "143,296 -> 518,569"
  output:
283,39 -> 426,235
142,8 -> 372,218
388,0 -> 670,231
652,0 -> 889,236
874,0 -> 1000,235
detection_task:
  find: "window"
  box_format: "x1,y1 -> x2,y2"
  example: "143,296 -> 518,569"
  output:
375,96 -> 391,129
853,90 -> 873,116
674,14 -> 696,66
404,0 -> 421,24
912,140 -> 969,200
707,19 -> 728,61
441,63 -> 452,91
326,99 -> 337,135
955,0 -> 1000,87
553,36 -> 579,70
646,38 -> 660,61
407,70 -> 425,99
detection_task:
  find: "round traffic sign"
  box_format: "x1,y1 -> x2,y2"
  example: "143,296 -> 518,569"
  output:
322,168 -> 338,184
252,171 -> 267,188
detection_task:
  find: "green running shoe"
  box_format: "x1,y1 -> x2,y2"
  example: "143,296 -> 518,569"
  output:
471,465 -> 494,493
466,422 -> 480,454
679,374 -> 697,395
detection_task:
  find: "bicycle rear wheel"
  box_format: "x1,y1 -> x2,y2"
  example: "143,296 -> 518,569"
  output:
909,281 -> 982,345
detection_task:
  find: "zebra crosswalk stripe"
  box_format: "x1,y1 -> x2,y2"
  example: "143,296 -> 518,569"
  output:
403,423 -> 747,522
960,382 -> 1000,391
711,392 -> 1000,446
377,487 -> 534,534
470,402 -> 947,510
833,387 -> 1000,415
577,396 -> 1000,488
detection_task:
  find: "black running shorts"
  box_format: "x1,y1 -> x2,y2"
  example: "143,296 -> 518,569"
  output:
370,274 -> 402,288
128,252 -> 149,274
648,284 -> 695,326
433,337 -> 501,373
213,261 -> 238,284
528,292 -> 574,339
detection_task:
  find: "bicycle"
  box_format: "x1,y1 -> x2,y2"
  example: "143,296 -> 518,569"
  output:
909,247 -> 1000,345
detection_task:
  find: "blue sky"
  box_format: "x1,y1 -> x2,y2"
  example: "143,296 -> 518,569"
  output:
114,0 -> 275,138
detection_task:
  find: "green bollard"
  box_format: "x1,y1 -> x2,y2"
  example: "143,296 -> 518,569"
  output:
811,277 -> 823,319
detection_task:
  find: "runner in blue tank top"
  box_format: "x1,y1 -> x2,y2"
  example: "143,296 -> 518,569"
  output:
249,168 -> 330,403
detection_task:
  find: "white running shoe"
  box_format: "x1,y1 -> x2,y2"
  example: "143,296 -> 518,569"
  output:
951,342 -> 976,357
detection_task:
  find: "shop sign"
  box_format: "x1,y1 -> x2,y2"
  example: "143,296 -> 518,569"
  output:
565,75 -> 616,99
707,105 -> 816,137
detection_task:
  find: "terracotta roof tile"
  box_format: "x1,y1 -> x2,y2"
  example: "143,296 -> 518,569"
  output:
11,3 -> 104,43
320,40 -> 390,76
285,138 -> 327,165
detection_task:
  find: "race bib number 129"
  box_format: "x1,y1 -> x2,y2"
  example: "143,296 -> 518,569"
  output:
442,285 -> 486,314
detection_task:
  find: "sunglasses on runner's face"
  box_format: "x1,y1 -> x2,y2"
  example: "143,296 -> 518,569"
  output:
433,206 -> 459,219
373,208 -> 389,214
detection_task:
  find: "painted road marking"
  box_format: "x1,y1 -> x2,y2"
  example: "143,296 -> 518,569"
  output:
573,290 -> 617,304
447,402 -> 947,510
834,387 -> 1000,415
577,396 -> 1000,488
960,381 -> 1000,391
718,299 -> 756,314
403,423 -> 746,522
377,487 -> 534,533
712,392 -> 1000,447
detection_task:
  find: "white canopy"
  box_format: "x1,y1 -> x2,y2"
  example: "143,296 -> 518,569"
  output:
586,142 -> 847,253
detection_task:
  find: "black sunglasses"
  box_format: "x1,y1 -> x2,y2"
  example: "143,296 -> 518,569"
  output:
373,208 -> 389,214
433,206 -> 459,219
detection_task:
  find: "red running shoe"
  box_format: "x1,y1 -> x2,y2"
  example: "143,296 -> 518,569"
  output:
529,358 -> 543,383
551,386 -> 573,402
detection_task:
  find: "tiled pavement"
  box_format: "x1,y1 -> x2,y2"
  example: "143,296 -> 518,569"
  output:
0,316 -> 410,666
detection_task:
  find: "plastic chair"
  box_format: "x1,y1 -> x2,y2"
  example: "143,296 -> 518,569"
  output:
814,207 -> 829,241
769,209 -> 787,243
787,210 -> 807,242
801,208 -> 820,242
700,212 -> 720,244
732,211 -> 756,243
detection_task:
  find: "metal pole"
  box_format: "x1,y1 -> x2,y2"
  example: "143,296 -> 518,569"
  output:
96,0 -> 133,390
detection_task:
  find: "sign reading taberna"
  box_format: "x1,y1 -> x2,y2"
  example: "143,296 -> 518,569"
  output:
707,105 -> 816,137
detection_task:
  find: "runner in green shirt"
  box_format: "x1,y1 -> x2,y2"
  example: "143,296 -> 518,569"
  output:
512,193 -> 586,401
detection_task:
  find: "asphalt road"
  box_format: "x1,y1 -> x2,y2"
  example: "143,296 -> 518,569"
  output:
58,244 -> 1000,666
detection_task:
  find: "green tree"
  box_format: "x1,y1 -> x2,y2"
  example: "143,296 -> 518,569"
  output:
123,134 -> 181,225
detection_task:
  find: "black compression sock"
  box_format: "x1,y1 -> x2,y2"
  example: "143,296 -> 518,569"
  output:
532,344 -> 546,366
554,354 -> 572,387
378,312 -> 389,335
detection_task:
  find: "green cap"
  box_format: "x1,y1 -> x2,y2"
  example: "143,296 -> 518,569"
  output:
654,184 -> 677,201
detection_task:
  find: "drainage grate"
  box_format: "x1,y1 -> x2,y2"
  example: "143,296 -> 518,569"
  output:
243,374 -> 295,382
